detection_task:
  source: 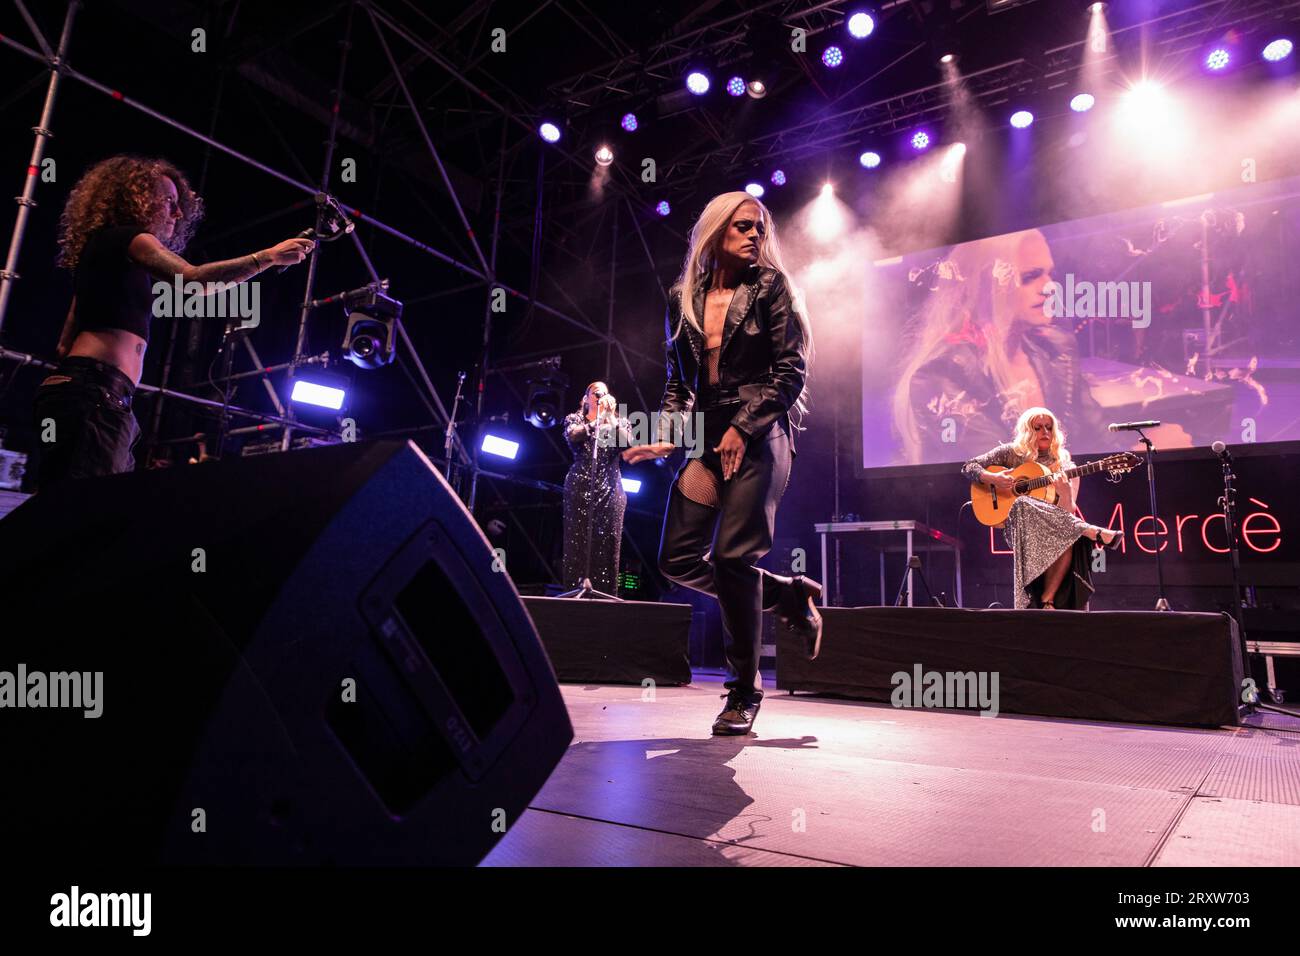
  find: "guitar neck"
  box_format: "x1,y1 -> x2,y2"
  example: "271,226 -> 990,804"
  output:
1022,459 -> 1108,491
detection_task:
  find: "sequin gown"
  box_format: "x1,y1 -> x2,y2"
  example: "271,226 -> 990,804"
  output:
962,443 -> 1096,609
562,411 -> 630,593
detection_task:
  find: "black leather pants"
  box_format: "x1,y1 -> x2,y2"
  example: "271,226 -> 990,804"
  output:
657,404 -> 793,703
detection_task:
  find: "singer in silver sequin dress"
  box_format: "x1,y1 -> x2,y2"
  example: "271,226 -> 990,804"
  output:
561,382 -> 631,594
963,407 -> 1122,609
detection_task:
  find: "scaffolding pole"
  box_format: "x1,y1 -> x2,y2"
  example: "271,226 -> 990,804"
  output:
0,0 -> 78,337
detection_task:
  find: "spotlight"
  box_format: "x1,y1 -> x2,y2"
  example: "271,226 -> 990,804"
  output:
523,361 -> 568,430
746,79 -> 767,99
655,200 -> 671,217
1263,38 -> 1294,62
1123,80 -> 1166,117
538,121 -> 561,143
823,45 -> 844,68
595,145 -> 614,167
811,183 -> 844,241
1205,47 -> 1230,71
481,434 -> 519,460
771,169 -> 787,186
745,182 -> 765,198
621,113 -> 638,132
910,130 -> 931,150
847,12 -> 875,39
727,76 -> 746,96
621,477 -> 642,494
1010,109 -> 1034,128
1070,92 -> 1095,112
946,142 -> 967,159
1089,2 -> 1105,12
341,285 -> 401,370
859,150 -> 881,168
686,71 -> 710,95
939,53 -> 956,65
290,375 -> 348,412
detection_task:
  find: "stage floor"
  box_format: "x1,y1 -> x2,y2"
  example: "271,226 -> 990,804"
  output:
482,676 -> 1300,867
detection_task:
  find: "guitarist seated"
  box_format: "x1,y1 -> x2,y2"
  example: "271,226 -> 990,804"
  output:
963,407 -> 1123,610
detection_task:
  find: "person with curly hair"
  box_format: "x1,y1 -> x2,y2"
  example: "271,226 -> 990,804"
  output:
32,154 -> 314,487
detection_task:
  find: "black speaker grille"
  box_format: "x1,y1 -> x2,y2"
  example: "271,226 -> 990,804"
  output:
393,558 -> 515,741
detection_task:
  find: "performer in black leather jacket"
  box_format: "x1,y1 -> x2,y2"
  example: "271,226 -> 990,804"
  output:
623,192 -> 821,736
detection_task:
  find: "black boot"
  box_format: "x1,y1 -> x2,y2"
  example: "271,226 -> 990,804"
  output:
776,575 -> 824,660
712,690 -> 761,736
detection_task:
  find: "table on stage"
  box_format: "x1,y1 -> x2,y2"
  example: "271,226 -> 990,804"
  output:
813,519 -> 964,608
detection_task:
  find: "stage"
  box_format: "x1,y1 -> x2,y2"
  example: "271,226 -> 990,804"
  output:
482,675 -> 1300,867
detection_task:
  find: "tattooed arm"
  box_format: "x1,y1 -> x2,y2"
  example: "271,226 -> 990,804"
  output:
126,233 -> 315,285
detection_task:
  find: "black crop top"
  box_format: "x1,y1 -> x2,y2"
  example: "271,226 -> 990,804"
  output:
74,226 -> 154,342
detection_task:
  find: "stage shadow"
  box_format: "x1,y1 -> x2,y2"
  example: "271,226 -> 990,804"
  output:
536,733 -> 821,865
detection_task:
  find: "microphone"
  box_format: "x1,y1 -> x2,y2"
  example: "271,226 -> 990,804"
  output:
275,194 -> 356,273
1108,420 -> 1161,432
1212,440 -> 1231,460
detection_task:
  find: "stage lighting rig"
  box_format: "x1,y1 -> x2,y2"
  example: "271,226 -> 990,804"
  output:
522,357 -> 568,430
341,282 -> 402,370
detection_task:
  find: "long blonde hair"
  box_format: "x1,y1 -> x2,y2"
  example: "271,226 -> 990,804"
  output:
671,191 -> 813,425
1010,406 -> 1073,468
891,228 -> 1048,464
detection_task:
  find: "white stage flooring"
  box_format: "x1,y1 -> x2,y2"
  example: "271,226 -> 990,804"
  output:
482,677 -> 1300,867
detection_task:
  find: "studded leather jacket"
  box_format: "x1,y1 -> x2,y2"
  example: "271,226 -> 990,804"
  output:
657,265 -> 810,455
906,323 -> 1107,462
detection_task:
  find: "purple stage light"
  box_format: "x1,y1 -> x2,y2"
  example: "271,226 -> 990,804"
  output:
686,71 -> 710,95
744,182 -> 765,198
859,151 -> 881,168
655,200 -> 670,217
290,379 -> 346,411
538,122 -> 561,143
1263,38 -> 1293,62
771,169 -> 786,186
823,46 -> 844,68
1205,48 -> 1230,71
848,12 -> 875,39
911,130 -> 931,151
1070,92 -> 1095,112
1010,110 -> 1034,128
727,76 -> 746,97
621,113 -> 638,132
481,434 -> 519,460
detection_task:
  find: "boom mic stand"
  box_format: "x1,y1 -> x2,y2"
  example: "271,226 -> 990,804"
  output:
1134,425 -> 1172,611
1215,442 -> 1299,719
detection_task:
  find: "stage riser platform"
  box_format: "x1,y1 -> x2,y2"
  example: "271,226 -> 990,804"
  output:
522,597 -> 693,686
776,607 -> 1243,727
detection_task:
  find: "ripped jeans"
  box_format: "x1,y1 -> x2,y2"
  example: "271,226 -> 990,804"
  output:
31,356 -> 140,489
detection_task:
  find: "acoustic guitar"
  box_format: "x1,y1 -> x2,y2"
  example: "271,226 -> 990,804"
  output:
970,452 -> 1142,526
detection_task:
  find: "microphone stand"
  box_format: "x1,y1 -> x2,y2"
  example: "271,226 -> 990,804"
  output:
1217,446 -> 1299,720
1134,426 -> 1171,611
443,371 -> 466,494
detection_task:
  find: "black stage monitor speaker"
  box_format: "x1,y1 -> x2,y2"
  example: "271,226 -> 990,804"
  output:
0,440 -> 572,865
